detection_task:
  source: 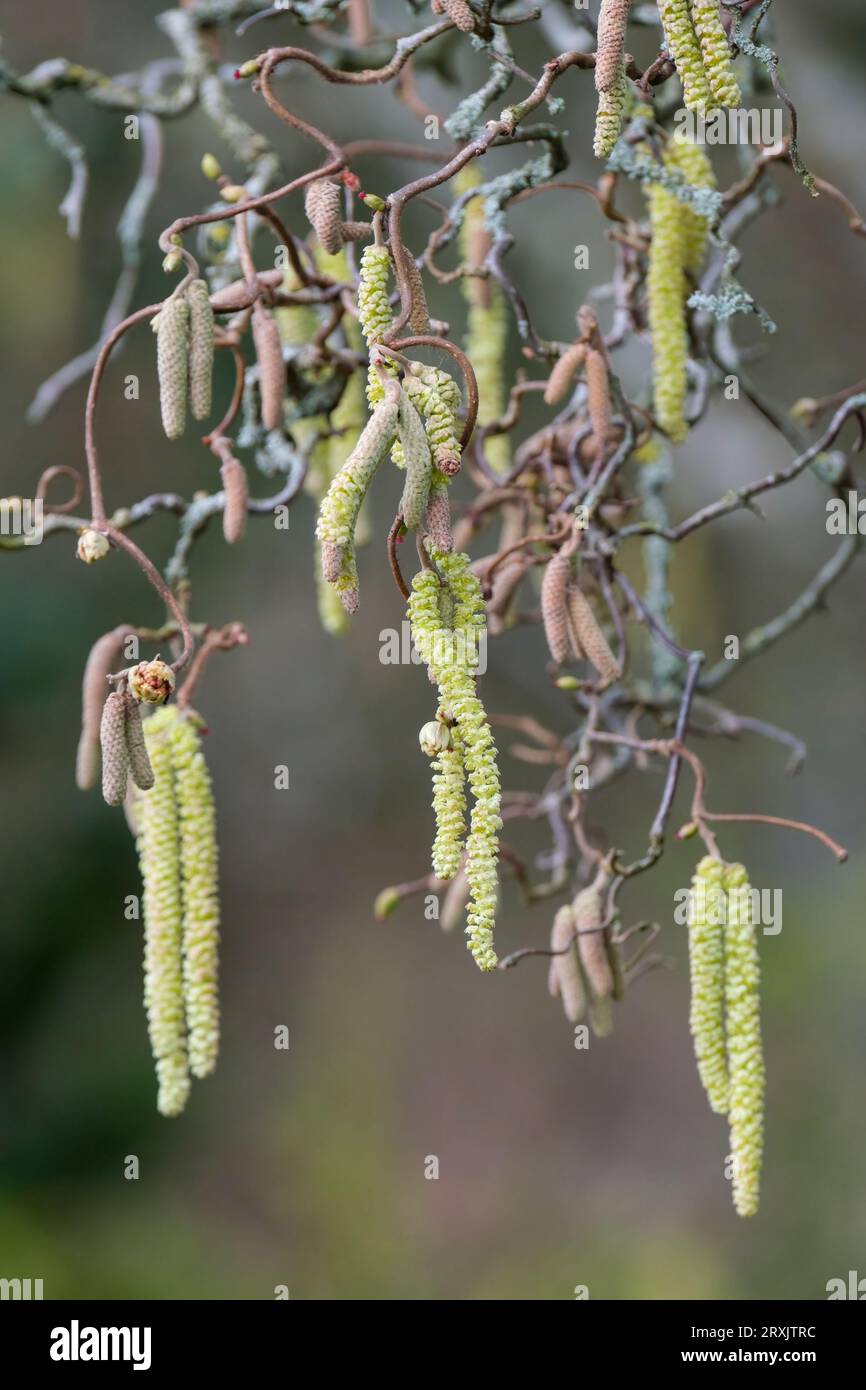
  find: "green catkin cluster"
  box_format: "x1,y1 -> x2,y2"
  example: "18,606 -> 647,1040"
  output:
357,243 -> 396,408
137,706 -> 190,1117
134,705 -> 221,1115
456,168 -> 510,473
690,0 -> 741,108
646,138 -> 717,442
156,281 -> 215,438
100,688 -> 155,805
688,856 -> 730,1114
687,856 -> 764,1217
723,861 -> 764,1218
657,0 -> 713,111
409,554 -> 502,971
403,364 -> 462,476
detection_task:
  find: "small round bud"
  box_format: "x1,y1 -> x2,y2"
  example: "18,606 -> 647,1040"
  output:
220,184 -> 247,205
235,60 -> 260,79
128,658 -> 176,705
374,886 -> 401,920
162,251 -> 183,273
555,675 -> 582,691
76,529 -> 110,564
169,233 -> 183,247
201,153 -> 221,181
789,397 -> 817,424
419,719 -> 452,757
359,191 -> 387,213
677,820 -> 700,841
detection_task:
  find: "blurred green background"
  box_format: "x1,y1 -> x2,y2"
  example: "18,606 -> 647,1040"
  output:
1,1 -> 864,1300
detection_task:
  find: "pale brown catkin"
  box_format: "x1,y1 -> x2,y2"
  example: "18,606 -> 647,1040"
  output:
404,254 -> 431,334
442,0 -> 476,31
156,295 -> 189,440
584,346 -> 612,459
76,624 -> 133,790
566,587 -> 621,684
544,341 -> 587,406
123,691 -> 155,791
220,456 -> 249,543
101,690 -> 130,806
549,903 -> 587,1024
304,179 -> 344,255
541,546 -> 573,665
574,874 -> 615,1000
425,483 -> 453,553
595,0 -> 632,93
252,302 -> 286,431
186,279 -> 215,421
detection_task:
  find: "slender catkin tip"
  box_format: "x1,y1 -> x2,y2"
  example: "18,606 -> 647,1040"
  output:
593,58 -> 628,158
100,690 -> 130,806
687,855 -> 729,1114
124,690 -> 155,791
252,302 -> 286,432
566,587 -> 621,684
77,625 -> 132,791
304,178 -> 344,255
541,548 -> 573,666
186,278 -> 215,421
398,389 -> 433,529
169,713 -> 220,1081
595,0 -> 631,93
220,456 -> 249,544
137,706 -> 190,1118
544,341 -> 587,406
156,294 -> 190,440
723,861 -> 764,1218
550,904 -> 587,1024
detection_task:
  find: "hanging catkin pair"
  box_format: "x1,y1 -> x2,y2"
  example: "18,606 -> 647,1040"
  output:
656,1 -> 740,112
316,382 -> 400,612
687,856 -> 764,1216
134,705 -> 220,1117
409,549 -> 501,972
100,687 -> 155,805
156,279 -> 214,439
593,0 -> 631,158
76,624 -> 133,790
402,363 -> 462,477
541,539 -> 621,684
548,862 -> 622,1035
646,137 -> 716,443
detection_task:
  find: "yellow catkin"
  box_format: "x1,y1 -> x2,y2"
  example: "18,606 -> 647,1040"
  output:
723,862 -> 764,1218
687,855 -> 729,1114
690,0 -> 741,108
186,278 -> 215,421
657,0 -> 713,111
431,741 -> 467,881
593,57 -> 629,158
137,707 -> 190,1118
667,137 -> 716,272
168,712 -> 221,1081
647,179 -> 688,444
156,294 -> 189,440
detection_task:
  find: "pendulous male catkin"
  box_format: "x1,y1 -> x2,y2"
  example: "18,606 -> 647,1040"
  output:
156,294 -> 189,440
442,0 -> 475,32
137,706 -> 191,1117
304,178 -> 344,255
647,177 -> 688,444
397,388 -> 433,528
77,625 -> 133,790
186,278 -> 215,421
168,711 -> 220,1080
687,855 -> 729,1114
431,741 -> 467,881
541,545 -> 574,666
457,166 -> 511,474
566,587 -> 621,684
123,691 -> 155,791
593,58 -> 629,159
100,689 -> 129,806
723,861 -> 764,1218
595,0 -> 631,94
544,342 -> 586,406
584,346 -> 612,459
690,0 -> 741,108
657,0 -> 713,111
220,456 -> 248,544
